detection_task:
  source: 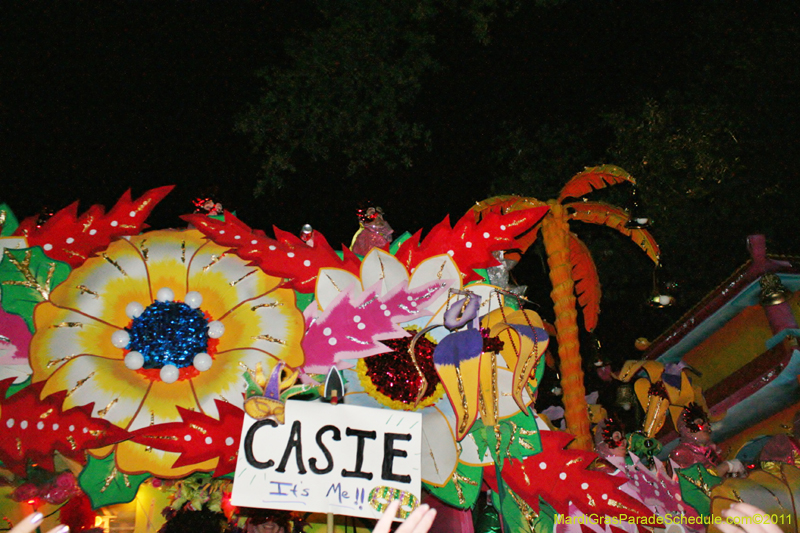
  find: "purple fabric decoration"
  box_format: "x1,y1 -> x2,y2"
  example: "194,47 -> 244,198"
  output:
434,329 -> 483,366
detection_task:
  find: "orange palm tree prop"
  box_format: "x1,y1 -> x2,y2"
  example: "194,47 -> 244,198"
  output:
474,165 -> 660,450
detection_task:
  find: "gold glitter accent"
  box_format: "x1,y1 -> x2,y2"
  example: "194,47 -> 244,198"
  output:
239,362 -> 256,381
587,494 -> 596,507
76,284 -> 100,298
607,499 -> 637,512
119,224 -> 135,229
230,269 -> 256,287
123,473 -> 131,488
40,408 -> 54,419
181,240 -> 186,263
0,209 -> 6,232
676,465 -> 713,497
566,456 -> 585,467
436,259 -> 446,280
1,249 -> 57,300
378,254 -> 386,280
63,249 -> 85,259
139,239 -> 149,260
0,334 -> 9,343
506,422 -> 519,457
323,272 -> 341,292
451,471 -> 479,505
16,437 -> 22,453
251,302 -> 282,311
494,424 -> 502,458
66,372 -> 95,397
508,489 -> 538,524
190,424 -> 207,435
97,398 -> 118,417
82,216 -> 95,232
202,253 -> 227,272
252,334 -> 286,345
47,354 -> 78,368
134,198 -> 153,214
455,365 -> 470,435
102,253 -> 128,276
54,322 -> 84,328
66,435 -> 76,450
100,468 -> 118,492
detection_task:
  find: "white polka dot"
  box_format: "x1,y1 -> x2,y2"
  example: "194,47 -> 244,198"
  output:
353,315 -> 361,323
323,327 -> 332,336
69,425 -> 75,431
407,296 -> 414,301
205,437 -> 213,445
269,245 -> 276,251
66,237 -> 74,244
447,250 -> 454,256
219,230 -> 225,234
675,493 -> 682,502
500,225 -> 506,230
21,420 -> 28,429
483,232 -> 490,238
384,310 -> 391,316
303,260 -> 311,267
678,504 -> 684,512
411,301 -> 417,307
184,435 -> 192,442
83,427 -> 88,433
225,437 -> 234,446
251,239 -> 258,245
89,229 -> 97,235
6,419 -> 14,428
380,304 -> 387,310
37,421 -> 44,430
465,241 -> 472,248
539,462 -> 547,470
43,243 -> 53,251
234,235 -> 241,240
328,338 -> 337,346
129,210 -> 137,217
110,220 -> 118,227
601,494 -> 608,500
581,483 -> 588,490
53,423 -> 59,430
654,490 -> 660,497
559,472 -> 567,480
357,323 -> 366,330
287,252 -> 295,258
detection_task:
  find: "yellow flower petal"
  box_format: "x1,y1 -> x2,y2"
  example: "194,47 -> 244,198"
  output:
190,348 -> 272,417
133,229 -> 207,301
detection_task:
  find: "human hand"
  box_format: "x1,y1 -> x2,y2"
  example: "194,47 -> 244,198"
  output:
717,502 -> 783,533
372,500 -> 437,533
10,513 -> 69,533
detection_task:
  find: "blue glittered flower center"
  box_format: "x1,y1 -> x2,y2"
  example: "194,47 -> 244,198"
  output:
128,301 -> 209,369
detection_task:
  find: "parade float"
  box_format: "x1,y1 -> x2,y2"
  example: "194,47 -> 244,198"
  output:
2,167 -> 796,533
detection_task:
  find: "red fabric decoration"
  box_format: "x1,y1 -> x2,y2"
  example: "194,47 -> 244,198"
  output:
182,212 -> 362,293
59,492 -> 97,533
14,186 -> 174,267
0,379 -> 131,476
394,207 -> 549,284
130,399 -> 244,476
483,431 -> 653,521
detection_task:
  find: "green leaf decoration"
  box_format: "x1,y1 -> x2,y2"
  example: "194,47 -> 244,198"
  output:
4,376 -> 31,398
494,485 -> 533,533
0,247 -> 70,331
471,409 -> 542,464
0,204 -> 19,236
710,462 -> 799,532
389,232 -> 412,255
424,462 -> 483,509
675,463 -> 722,517
294,290 -> 315,312
78,453 -> 150,508
531,498 -> 558,533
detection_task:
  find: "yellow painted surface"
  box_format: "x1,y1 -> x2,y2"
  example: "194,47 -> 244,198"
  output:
682,304 -> 773,391
722,401 -> 799,458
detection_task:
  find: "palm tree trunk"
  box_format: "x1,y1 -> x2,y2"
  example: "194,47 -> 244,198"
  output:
541,201 -> 592,451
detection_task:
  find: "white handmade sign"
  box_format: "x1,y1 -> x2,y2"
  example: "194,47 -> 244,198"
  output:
231,400 -> 422,520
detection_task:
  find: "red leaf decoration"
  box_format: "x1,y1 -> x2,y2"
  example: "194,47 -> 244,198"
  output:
14,186 -> 174,267
558,165 -> 636,202
183,212 -> 362,293
568,234 -> 601,332
567,202 -> 660,263
394,206 -> 549,284
484,431 -> 653,522
0,379 -> 131,476
130,400 -> 244,476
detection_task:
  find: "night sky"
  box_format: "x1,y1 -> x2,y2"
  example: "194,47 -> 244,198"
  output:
3,1 -> 706,242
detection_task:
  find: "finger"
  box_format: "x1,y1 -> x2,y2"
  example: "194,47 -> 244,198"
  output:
715,520 -> 743,533
44,526 -> 70,533
411,508 -> 436,533
396,504 -> 431,533
373,499 -> 401,533
722,505 -> 768,533
10,514 -> 44,533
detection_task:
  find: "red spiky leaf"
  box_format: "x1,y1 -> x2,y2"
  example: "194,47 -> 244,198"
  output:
558,165 -> 636,202
14,186 -> 174,267
568,234 -> 601,332
130,400 -> 244,476
183,212 -> 362,293
0,379 -> 131,476
483,431 -> 653,522
394,206 -> 549,283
